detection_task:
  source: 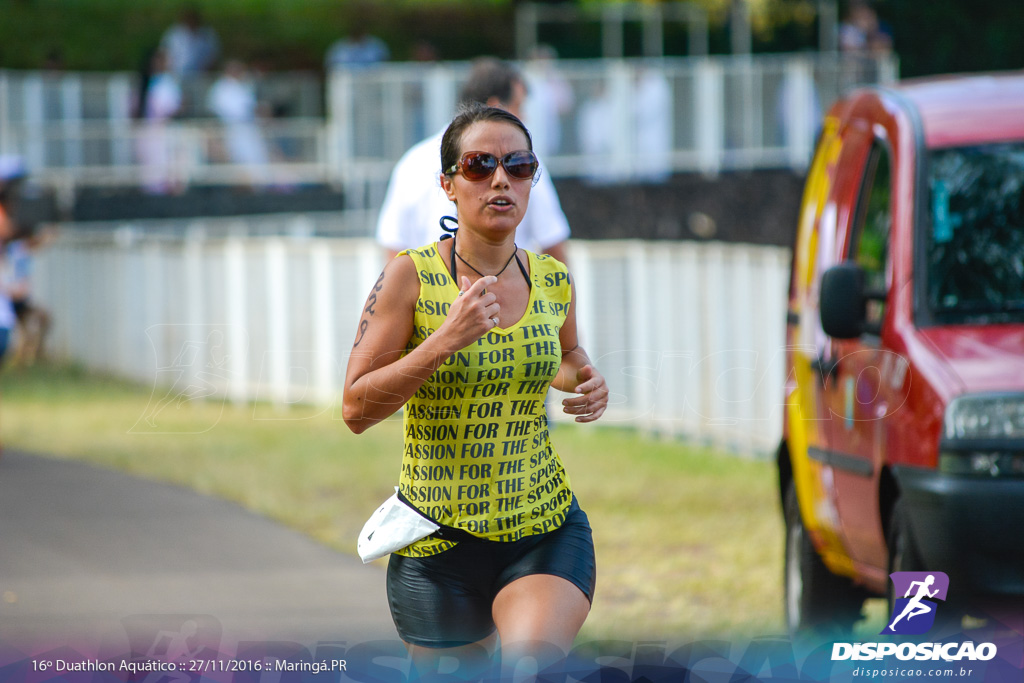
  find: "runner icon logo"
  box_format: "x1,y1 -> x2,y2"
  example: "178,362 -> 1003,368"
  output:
881,572 -> 950,635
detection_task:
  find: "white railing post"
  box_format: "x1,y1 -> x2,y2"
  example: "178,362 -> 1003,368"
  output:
627,241 -> 652,429
60,74 -> 83,169
695,59 -> 724,176
607,61 -> 634,180
783,57 -> 816,170
265,238 -> 290,407
184,228 -> 206,332
566,241 -> 596,360
312,240 -> 337,406
687,4 -> 710,56
0,72 -> 10,153
224,238 -> 249,405
424,64 -> 457,139
516,3 -> 539,60
729,245 -> 756,452
650,244 -> 677,435
602,4 -> 624,59
818,0 -> 839,52
385,72 -> 406,160
698,242 -> 727,440
0,71 -> 7,152
642,3 -> 664,58
675,242 -> 703,440
22,74 -> 45,172
736,56 -> 758,168
108,73 -> 134,167
879,53 -> 900,85
142,239 -> 165,386
326,69 -> 353,186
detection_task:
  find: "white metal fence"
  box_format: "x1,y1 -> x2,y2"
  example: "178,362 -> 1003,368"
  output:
331,52 -> 896,209
34,227 -> 790,455
0,70 -> 324,194
2,52 -> 896,209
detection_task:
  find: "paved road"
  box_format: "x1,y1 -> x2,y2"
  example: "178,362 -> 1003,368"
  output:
0,450 -> 395,656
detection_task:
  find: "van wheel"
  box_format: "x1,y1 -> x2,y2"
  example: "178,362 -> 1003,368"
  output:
887,499 -> 922,575
887,499 -> 924,614
784,483 -> 865,636
887,498 -> 969,632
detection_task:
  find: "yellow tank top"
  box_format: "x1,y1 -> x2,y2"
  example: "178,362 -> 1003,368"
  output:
395,242 -> 575,557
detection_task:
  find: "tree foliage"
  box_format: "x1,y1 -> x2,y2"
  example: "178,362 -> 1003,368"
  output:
0,0 -> 1020,77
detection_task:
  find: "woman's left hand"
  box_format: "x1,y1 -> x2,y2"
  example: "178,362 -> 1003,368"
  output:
561,364 -> 609,423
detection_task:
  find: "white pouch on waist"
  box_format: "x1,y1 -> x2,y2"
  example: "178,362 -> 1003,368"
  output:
357,488 -> 439,563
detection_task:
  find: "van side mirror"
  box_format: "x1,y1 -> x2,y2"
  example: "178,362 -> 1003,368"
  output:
820,262 -> 866,339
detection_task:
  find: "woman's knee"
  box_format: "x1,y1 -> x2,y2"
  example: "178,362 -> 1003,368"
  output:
405,635 -> 496,682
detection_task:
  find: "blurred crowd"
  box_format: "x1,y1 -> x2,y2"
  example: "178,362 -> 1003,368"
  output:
125,3 -> 684,195
0,156 -> 50,368
2,2 -> 898,205
133,7 -> 281,194
839,0 -> 893,56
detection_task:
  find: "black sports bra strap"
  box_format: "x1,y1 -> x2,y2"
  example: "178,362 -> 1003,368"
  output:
515,252 -> 531,289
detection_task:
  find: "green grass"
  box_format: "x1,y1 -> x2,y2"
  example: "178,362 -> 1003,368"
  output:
1,363 -> 786,641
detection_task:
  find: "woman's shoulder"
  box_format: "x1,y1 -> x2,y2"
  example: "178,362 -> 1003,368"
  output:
376,251 -> 421,304
384,249 -> 419,278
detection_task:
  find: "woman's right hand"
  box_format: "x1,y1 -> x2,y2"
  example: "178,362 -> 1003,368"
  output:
342,266 -> 498,434
438,275 -> 501,348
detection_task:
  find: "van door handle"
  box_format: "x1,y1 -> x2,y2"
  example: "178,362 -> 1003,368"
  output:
811,354 -> 840,382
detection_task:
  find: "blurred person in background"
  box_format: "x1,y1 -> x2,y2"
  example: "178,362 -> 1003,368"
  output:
522,45 -> 574,159
324,6 -> 390,71
407,41 -> 440,141
159,5 -> 220,78
576,81 -> 620,185
0,156 -> 27,364
632,67 -> 672,183
42,48 -> 65,73
376,58 -> 570,264
839,0 -> 893,85
775,62 -> 823,162
0,159 -> 15,461
207,59 -> 272,189
136,48 -> 185,195
4,224 -> 52,367
839,0 -> 892,54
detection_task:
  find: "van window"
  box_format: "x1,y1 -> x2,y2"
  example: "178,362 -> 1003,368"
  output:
926,142 -> 1024,324
851,143 -> 892,331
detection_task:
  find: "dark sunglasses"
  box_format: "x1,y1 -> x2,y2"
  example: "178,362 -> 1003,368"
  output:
445,150 -> 539,182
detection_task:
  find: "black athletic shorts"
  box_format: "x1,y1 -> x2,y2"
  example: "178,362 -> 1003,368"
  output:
385,497 -> 596,648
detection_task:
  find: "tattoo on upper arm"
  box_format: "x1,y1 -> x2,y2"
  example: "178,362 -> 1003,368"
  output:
353,271 -> 386,348
353,319 -> 370,348
364,271 -> 385,315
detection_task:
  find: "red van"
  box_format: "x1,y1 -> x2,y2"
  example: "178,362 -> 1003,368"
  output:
778,72 -> 1024,633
